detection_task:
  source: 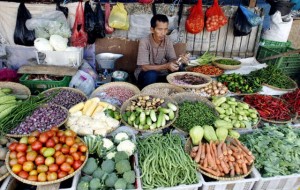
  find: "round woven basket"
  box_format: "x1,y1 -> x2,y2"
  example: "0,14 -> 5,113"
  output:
171,92 -> 219,134
0,137 -> 16,182
212,58 -> 242,70
263,77 -> 298,91
185,66 -> 224,77
42,87 -> 88,103
120,94 -> 178,132
5,138 -> 88,186
141,83 -> 185,96
167,72 -> 212,89
0,82 -> 31,99
184,138 -> 254,181
6,104 -> 68,138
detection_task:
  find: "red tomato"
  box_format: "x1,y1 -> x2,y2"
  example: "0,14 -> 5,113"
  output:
69,144 -> 78,154
27,175 -> 38,181
59,136 -> 66,144
37,165 -> 48,173
57,131 -> 64,137
9,142 -> 19,151
31,131 -> 40,137
29,170 -> 38,176
26,151 -> 38,162
64,129 -> 76,137
61,145 -> 70,154
79,145 -> 87,153
80,155 -> 86,162
72,160 -> 82,170
31,141 -> 42,151
38,172 -> 47,182
16,144 -> 27,152
51,126 -> 59,132
9,159 -> 18,167
47,172 -> 58,181
17,152 -> 25,159
18,171 -> 29,179
68,167 -> 74,175
40,147 -> 47,154
39,133 -> 48,144
46,131 -> 55,138
56,154 -> 66,165
57,171 -> 67,179
23,161 -> 34,172
54,151 -> 62,158
35,155 -> 45,165
54,144 -> 62,151
9,151 -> 17,159
52,136 -> 59,144
17,156 -> 26,165
48,164 -> 59,172
66,137 -> 75,147
71,152 -> 80,161
12,164 -> 22,174
65,156 -> 74,165
46,139 -> 55,148
60,163 -> 71,172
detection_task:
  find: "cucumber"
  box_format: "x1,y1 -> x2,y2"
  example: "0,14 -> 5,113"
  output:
164,114 -> 170,121
0,88 -> 12,94
158,108 -> 170,114
168,110 -> 175,120
161,116 -> 166,127
129,112 -> 136,122
156,112 -> 164,128
139,112 -> 146,125
167,103 -> 177,111
150,110 -> 157,122
0,95 -> 16,104
146,117 -> 152,126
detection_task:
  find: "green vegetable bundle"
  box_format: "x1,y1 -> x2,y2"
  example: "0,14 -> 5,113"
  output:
240,125 -> 300,177
189,51 -> 216,66
137,134 -> 198,189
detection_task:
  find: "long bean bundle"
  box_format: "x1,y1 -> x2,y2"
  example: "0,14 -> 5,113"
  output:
137,134 -> 198,189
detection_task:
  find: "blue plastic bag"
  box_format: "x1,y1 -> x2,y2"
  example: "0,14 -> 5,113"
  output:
239,5 -> 263,27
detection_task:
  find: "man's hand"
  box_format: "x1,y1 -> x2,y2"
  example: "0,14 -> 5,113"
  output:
178,53 -> 191,65
168,62 -> 179,72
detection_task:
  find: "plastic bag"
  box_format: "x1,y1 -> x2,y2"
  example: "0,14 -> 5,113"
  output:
69,70 -> 95,96
268,0 -> 295,16
56,0 -> 68,18
105,3 -> 114,34
108,3 -> 129,30
205,0 -> 228,32
234,6 -> 252,36
34,38 -> 53,51
185,0 -> 204,34
14,3 -> 35,46
138,0 -> 153,3
0,68 -> 18,82
84,1 -> 106,44
239,5 -> 262,27
79,60 -> 98,81
71,2 -> 88,47
5,45 -> 36,70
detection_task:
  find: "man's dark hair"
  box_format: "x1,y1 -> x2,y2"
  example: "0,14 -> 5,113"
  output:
150,14 -> 169,28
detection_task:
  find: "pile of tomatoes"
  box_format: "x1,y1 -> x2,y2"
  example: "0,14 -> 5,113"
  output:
206,15 -> 228,32
8,127 -> 88,182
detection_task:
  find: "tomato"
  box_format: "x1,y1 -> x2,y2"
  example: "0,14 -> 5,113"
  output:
17,156 -> 26,165
52,136 -> 59,144
69,144 -> 78,154
9,151 -> 17,159
26,145 -> 32,152
72,160 -> 82,170
79,145 -> 87,153
9,142 -> 18,151
12,164 -> 22,174
16,144 -> 27,152
57,131 -> 64,137
51,126 -> 59,132
54,151 -> 62,158
39,133 -> 48,144
77,151 -> 83,157
29,170 -> 38,176
57,171 -> 67,179
48,164 -> 59,172
23,161 -> 34,172
18,171 -> 29,179
47,172 -> 58,181
19,136 -> 28,144
65,137 -> 75,147
17,152 -> 25,159
75,137 -> 81,143
65,156 -> 74,165
26,151 -> 38,162
60,163 -> 71,172
45,157 -> 55,166
46,131 -> 55,138
71,152 -> 80,161
27,175 -> 38,181
68,167 -> 74,175
43,148 -> 55,157
40,147 -> 47,154
59,136 -> 66,144
31,131 -> 40,137
37,165 -> 48,173
56,154 -> 66,165
80,155 -> 86,162
35,155 -> 45,166
64,129 -> 76,137
31,141 -> 42,151
9,158 -> 18,167
38,172 -> 47,182
46,139 -> 55,148
54,144 -> 62,151
61,145 -> 70,154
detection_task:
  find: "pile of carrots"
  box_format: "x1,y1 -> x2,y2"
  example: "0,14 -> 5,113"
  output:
189,65 -> 224,76
189,138 -> 255,177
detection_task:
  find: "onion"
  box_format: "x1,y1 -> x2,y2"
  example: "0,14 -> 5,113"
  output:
207,89 -> 212,94
212,86 -> 217,91
220,90 -> 225,94
204,87 -> 208,91
217,82 -> 223,87
214,90 -> 220,94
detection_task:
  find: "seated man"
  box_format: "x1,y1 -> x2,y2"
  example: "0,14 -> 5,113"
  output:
134,14 -> 188,88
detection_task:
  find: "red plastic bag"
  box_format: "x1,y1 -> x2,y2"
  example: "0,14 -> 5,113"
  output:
71,1 -> 88,47
0,68 -> 19,82
205,0 -> 228,32
138,0 -> 153,4
185,0 -> 204,34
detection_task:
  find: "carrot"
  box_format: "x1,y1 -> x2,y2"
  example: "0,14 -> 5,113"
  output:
222,143 -> 228,155
203,156 -> 208,168
220,160 -> 229,174
227,147 -> 233,155
212,142 -> 218,159
235,163 -> 241,175
228,155 -> 235,162
230,168 -> 235,177
190,151 -> 197,158
200,166 -> 220,177
241,162 -> 248,174
210,142 -> 218,168
201,144 -> 206,160
206,143 -> 217,170
217,163 -> 223,172
237,159 -> 243,164
243,153 -> 254,164
192,146 -> 199,152
194,141 -> 202,163
217,142 -> 224,160
229,145 -> 240,153
232,152 -> 241,160
233,139 -> 252,156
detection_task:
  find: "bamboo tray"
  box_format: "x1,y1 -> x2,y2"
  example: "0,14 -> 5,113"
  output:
0,82 -> 31,99
185,65 -> 224,77
141,83 -> 185,96
167,72 -> 212,89
212,58 -> 242,70
263,77 -> 298,91
0,137 -> 16,182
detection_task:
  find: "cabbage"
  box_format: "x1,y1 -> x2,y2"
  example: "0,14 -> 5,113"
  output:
49,35 -> 68,51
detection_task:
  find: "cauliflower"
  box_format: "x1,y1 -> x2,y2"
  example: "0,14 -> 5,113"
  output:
66,116 -> 79,127
106,151 -> 117,159
90,119 -> 106,130
103,138 -> 114,150
117,140 -> 136,156
92,111 -> 106,120
70,124 -> 80,133
78,127 -> 93,135
114,132 -> 129,144
77,116 -> 93,127
105,117 -> 120,128
94,128 -> 108,136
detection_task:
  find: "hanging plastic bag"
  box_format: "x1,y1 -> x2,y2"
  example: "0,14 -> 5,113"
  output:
239,5 -> 262,27
71,1 -> 88,47
205,0 -> 227,32
234,6 -> 252,36
138,0 -> 153,3
14,3 -> 35,46
267,0 -> 295,16
56,0 -> 68,18
84,1 -> 106,44
108,3 -> 129,30
105,3 -> 114,34
69,70 -> 95,96
185,0 -> 204,34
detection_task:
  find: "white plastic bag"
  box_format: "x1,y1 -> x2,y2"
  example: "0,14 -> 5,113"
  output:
69,70 -> 95,96
5,45 -> 36,70
262,11 -> 293,42
34,38 -> 53,51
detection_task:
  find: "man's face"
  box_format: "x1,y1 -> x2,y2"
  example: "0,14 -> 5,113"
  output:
151,21 -> 169,43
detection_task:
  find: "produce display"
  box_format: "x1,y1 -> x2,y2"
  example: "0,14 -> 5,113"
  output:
0,137 -> 14,179
7,128 -> 88,182
244,95 -> 292,121
44,88 -> 87,109
172,73 -> 209,85
188,65 -> 224,76
240,125 -> 300,177
281,88 -> 300,116
66,98 -> 121,136
174,101 -> 218,132
218,73 -> 262,94
122,95 -> 177,130
212,97 -> 259,129
187,81 -> 228,97
137,134 -> 198,189
79,131 -> 136,190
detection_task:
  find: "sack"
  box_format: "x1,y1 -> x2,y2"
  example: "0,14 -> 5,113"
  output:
56,0 -> 68,18
108,3 -> 129,30
14,3 -> 35,46
234,6 -> 252,36
239,5 -> 262,27
205,0 -> 227,32
71,2 -> 88,47
84,1 -> 106,44
105,3 -> 114,34
185,0 -> 204,34
69,70 -> 95,96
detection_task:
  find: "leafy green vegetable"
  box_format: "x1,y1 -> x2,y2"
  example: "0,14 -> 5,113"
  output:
215,59 -> 241,65
188,51 -> 216,66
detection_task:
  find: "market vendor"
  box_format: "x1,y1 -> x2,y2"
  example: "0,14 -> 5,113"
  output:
135,14 -> 189,88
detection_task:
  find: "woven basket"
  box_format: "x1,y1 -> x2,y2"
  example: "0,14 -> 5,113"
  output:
0,82 -> 31,99
167,72 -> 212,89
212,58 -> 242,70
42,87 -> 88,102
171,92 -> 219,134
6,104 -> 68,138
141,83 -> 185,96
185,66 -> 224,77
0,137 -> 16,182
263,77 -> 298,91
120,94 -> 178,132
184,138 -> 254,181
5,138 -> 88,186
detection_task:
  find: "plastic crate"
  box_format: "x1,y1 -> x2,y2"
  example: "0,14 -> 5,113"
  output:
259,39 -> 291,47
58,172 -> 80,190
252,168 -> 300,190
199,168 -> 260,190
19,74 -> 71,95
0,176 -> 11,190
